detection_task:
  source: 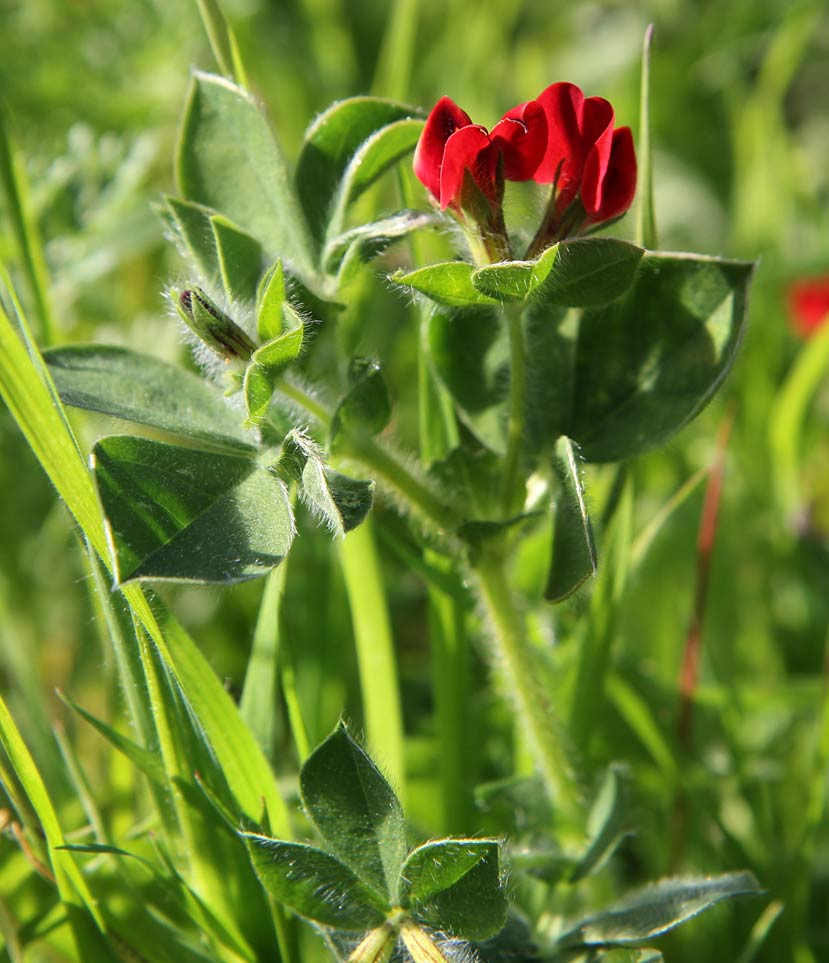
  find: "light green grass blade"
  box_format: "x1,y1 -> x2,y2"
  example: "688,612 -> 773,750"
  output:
338,520 -> 405,797
194,0 -> 248,88
372,0 -> 419,100
635,25 -> 657,249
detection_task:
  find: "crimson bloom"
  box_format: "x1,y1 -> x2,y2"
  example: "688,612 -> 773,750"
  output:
530,82 -> 637,245
413,96 -> 547,213
787,277 -> 829,339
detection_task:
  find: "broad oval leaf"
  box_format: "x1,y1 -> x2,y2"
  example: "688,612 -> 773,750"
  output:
558,871 -> 763,948
256,260 -> 286,341
405,839 -> 507,941
45,344 -> 255,452
324,211 -> 437,278
295,97 -> 418,247
399,838 -> 500,907
546,436 -> 597,603
244,318 -> 306,426
470,245 -> 561,302
243,835 -> 387,930
392,262 -> 497,308
176,71 -> 315,279
91,435 -> 294,584
330,357 -> 392,450
567,253 -> 754,462
299,725 -> 406,900
164,196 -> 222,287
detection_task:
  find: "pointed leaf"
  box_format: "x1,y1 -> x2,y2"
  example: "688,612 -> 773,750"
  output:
300,725 -> 406,898
559,872 -> 764,948
392,261 -> 497,308
243,835 -> 388,930
176,71 -> 315,278
532,238 -> 644,307
324,211 -> 437,277
211,214 -> 263,304
91,435 -> 294,584
244,317 -> 306,426
44,344 -> 255,452
546,436 -> 597,602
470,245 -> 562,302
406,839 -> 507,941
327,118 -> 424,240
296,97 -> 418,246
256,260 -> 286,341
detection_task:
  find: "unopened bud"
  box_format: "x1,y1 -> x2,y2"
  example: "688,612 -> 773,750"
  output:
176,287 -> 256,361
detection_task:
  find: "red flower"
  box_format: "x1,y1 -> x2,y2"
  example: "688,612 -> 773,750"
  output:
533,82 -> 636,228
413,96 -> 547,212
787,277 -> 829,339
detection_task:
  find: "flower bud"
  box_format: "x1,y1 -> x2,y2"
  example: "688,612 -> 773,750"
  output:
176,287 -> 256,361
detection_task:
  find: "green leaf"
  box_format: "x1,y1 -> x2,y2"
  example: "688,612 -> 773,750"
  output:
326,118 -> 424,241
471,239 -> 643,307
330,357 -> 392,449
275,430 -> 374,536
295,97 -> 418,248
256,259 -> 286,341
400,838 -> 500,907
405,838 -> 507,941
324,210 -> 437,278
91,435 -> 294,584
45,344 -> 255,452
211,213 -> 263,304
558,872 -> 764,947
428,306 -> 508,453
243,835 -> 388,930
546,436 -> 597,602
570,765 -> 628,882
299,725 -> 406,898
164,196 -> 222,287
567,253 -> 754,462
244,318 -> 306,426
176,71 -> 315,280
392,261 -> 497,308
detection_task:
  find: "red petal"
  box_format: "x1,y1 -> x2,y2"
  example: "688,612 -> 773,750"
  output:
534,82 -> 614,209
787,277 -> 829,338
413,96 -> 474,199
439,125 -> 498,210
491,100 -> 547,181
582,126 -> 637,224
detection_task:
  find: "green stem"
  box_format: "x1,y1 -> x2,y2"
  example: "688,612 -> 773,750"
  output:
500,303 -> 527,517
474,553 -> 582,820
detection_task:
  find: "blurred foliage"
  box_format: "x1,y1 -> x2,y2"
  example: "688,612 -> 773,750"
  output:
1,0 -> 829,961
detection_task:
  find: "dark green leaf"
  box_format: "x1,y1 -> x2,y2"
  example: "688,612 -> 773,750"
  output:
558,872 -> 764,948
91,435 -> 294,584
570,765 -> 628,882
274,430 -> 374,536
244,318 -> 306,426
531,238 -> 644,308
300,725 -> 406,899
164,196 -> 222,286
211,213 -> 263,304
546,437 -> 597,602
400,838 -> 500,907
256,260 -> 286,341
392,262 -> 497,308
568,253 -> 754,462
330,358 -> 392,449
326,119 -> 424,240
407,839 -> 507,941
295,97 -> 418,247
428,306 -> 508,453
44,344 -> 255,452
176,71 -> 315,279
243,835 -> 388,930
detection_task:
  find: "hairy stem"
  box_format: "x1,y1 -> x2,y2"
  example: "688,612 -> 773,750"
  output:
474,553 -> 582,821
500,302 -> 527,517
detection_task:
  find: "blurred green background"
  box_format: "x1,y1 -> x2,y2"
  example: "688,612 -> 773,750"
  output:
1,0 -> 829,960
